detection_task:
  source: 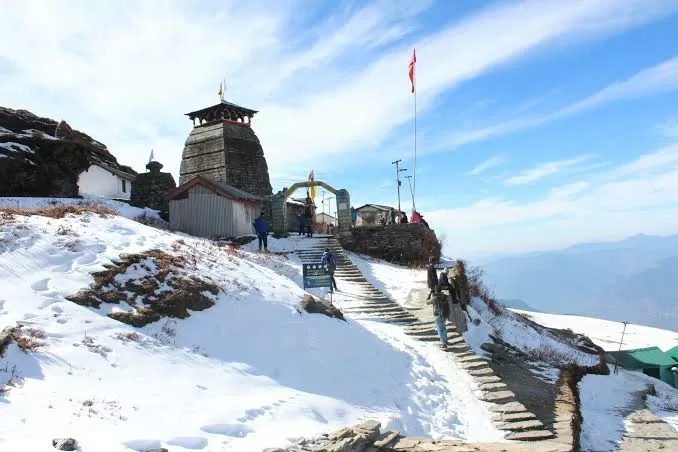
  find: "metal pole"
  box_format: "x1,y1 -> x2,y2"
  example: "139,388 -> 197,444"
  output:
614,321 -> 629,374
392,159 -> 402,213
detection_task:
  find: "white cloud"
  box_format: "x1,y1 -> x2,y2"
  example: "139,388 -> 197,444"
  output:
1,0 -> 676,187
505,155 -> 592,185
427,145 -> 678,256
467,155 -> 505,176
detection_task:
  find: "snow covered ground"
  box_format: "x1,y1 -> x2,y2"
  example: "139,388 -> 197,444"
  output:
511,310 -> 678,351
0,201 -> 502,450
579,367 -> 678,450
346,252 -> 426,308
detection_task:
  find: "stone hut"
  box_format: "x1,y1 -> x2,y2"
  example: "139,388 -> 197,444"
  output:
130,160 -> 177,219
178,100 -> 272,212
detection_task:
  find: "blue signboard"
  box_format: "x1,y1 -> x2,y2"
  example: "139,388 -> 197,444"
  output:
302,263 -> 332,289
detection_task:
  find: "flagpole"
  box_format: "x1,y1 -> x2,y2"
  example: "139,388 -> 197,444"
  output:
413,74 -> 417,213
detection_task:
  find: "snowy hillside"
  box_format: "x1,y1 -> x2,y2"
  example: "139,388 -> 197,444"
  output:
0,201 -> 504,451
511,310 -> 678,352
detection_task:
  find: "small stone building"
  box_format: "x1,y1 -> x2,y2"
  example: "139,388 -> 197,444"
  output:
355,204 -> 395,226
130,160 -> 177,218
78,162 -> 136,200
165,176 -> 263,238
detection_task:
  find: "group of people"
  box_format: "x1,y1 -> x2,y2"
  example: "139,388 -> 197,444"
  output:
375,209 -> 429,228
426,257 -> 470,350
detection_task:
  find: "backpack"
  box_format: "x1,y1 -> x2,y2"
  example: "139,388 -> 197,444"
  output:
434,293 -> 450,318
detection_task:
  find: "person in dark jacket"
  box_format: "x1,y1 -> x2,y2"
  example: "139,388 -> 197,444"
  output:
426,256 -> 438,299
430,287 -> 450,349
298,212 -> 306,236
253,213 -> 269,252
304,206 -> 313,237
321,248 -> 339,292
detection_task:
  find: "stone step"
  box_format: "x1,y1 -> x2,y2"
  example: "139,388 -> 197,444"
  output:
343,308 -> 405,315
494,411 -> 537,423
413,335 -> 441,342
406,328 -> 459,338
460,361 -> 490,371
504,430 -> 555,442
468,367 -> 495,377
446,345 -> 472,354
489,402 -> 528,413
479,391 -> 516,404
479,382 -> 509,392
497,419 -> 545,432
475,375 -> 503,385
454,354 -> 486,364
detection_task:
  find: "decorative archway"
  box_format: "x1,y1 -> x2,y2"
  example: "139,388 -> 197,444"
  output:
271,181 -> 351,236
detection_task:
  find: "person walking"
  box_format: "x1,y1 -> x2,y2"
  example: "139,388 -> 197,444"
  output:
321,248 -> 339,292
253,212 -> 269,252
429,287 -> 450,349
441,267 -> 467,333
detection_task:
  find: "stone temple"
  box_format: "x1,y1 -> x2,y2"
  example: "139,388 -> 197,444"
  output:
178,100 -> 273,203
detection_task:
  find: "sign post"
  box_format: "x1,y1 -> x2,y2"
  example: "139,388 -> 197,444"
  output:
302,263 -> 333,303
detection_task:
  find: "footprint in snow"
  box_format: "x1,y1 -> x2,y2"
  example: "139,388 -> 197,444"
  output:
166,436 -> 209,449
201,423 -> 253,438
31,278 -> 50,292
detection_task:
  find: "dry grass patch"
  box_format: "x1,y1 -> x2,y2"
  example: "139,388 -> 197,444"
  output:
0,203 -> 116,219
66,249 -> 220,327
0,326 -> 47,355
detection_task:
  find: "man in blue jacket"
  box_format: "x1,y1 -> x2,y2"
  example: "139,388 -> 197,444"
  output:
253,212 -> 269,252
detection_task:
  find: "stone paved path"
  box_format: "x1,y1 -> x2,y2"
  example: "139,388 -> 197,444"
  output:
294,237 -> 559,445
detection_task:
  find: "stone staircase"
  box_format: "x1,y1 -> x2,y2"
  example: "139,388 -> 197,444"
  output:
295,237 -> 558,445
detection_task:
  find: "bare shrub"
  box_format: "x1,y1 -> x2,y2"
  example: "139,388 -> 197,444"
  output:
114,332 -> 142,343
0,363 -> 22,396
10,327 -> 46,352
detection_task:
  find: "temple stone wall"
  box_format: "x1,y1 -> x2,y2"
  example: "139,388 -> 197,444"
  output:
179,121 -> 272,203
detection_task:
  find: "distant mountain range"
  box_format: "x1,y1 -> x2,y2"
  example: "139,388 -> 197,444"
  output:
480,234 -> 678,331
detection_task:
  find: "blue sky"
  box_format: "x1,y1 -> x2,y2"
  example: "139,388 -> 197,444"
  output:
1,0 -> 678,257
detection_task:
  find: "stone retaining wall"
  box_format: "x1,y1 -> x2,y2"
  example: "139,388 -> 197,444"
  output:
339,223 -> 441,267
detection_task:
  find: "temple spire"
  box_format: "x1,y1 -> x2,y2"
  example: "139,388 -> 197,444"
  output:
218,80 -> 225,102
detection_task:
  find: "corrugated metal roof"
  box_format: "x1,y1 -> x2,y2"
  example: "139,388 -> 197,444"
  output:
608,346 -> 677,369
667,345 -> 678,362
165,176 -> 263,202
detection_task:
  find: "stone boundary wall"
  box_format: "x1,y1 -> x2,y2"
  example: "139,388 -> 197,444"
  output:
339,223 -> 441,267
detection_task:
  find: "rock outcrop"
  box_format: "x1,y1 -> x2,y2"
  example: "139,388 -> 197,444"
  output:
0,106 -> 136,197
339,223 -> 442,267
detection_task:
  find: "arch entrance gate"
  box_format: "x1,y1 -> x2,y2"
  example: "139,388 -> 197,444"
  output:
270,181 -> 351,236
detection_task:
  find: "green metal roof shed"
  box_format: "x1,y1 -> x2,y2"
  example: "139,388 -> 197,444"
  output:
667,345 -> 678,363
608,346 -> 677,387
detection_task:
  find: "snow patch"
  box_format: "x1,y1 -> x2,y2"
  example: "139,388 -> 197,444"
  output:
0,142 -> 34,154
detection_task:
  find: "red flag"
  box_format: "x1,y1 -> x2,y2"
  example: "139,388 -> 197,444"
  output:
408,49 -> 416,94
